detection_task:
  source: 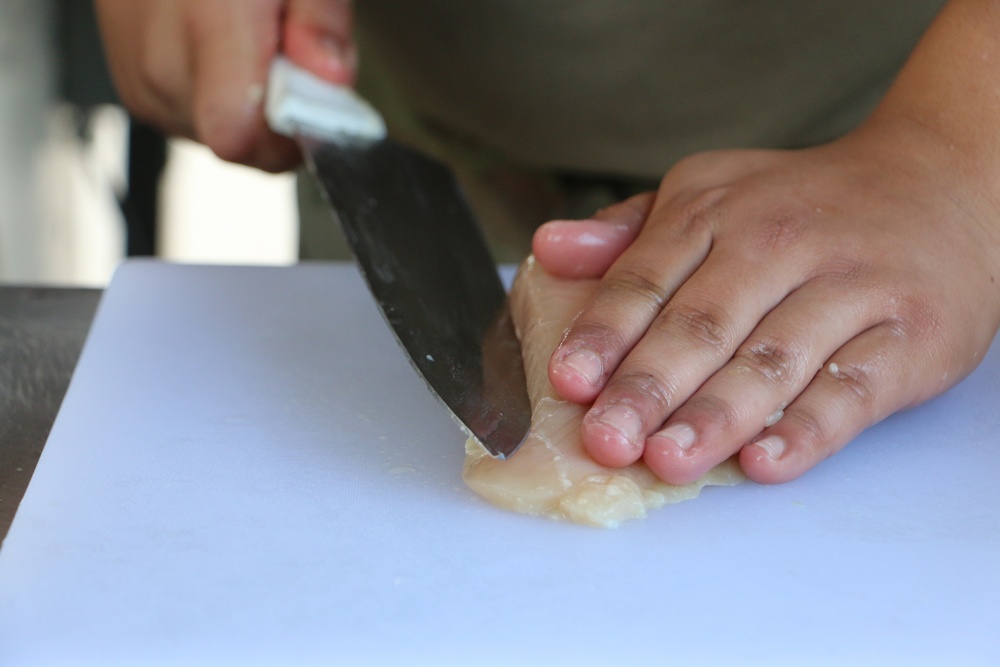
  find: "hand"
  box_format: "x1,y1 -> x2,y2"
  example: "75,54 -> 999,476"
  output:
534,117 -> 1000,486
533,0 -> 1000,486
93,0 -> 356,172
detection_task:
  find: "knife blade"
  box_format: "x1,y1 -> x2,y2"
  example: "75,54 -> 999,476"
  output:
265,57 -> 530,459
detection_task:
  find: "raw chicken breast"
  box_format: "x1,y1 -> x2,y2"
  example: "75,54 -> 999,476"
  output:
463,257 -> 743,528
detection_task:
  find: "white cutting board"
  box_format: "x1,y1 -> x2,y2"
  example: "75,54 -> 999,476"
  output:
0,261 -> 998,666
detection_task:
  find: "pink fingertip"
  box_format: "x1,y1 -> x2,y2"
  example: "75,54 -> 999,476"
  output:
581,407 -> 645,467
740,437 -> 801,485
642,439 -> 706,487
560,349 -> 603,386
549,351 -> 603,404
752,435 -> 786,461
649,422 -> 697,452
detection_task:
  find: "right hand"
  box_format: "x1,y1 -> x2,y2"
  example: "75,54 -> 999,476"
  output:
94,0 -> 356,172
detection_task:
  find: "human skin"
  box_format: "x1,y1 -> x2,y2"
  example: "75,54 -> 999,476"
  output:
534,0 -> 1000,485
94,0 -> 1000,486
93,0 -> 356,172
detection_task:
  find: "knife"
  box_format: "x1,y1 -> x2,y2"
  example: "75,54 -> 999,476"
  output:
265,56 -> 530,459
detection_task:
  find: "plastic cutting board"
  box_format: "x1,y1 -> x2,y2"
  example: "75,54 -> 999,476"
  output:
0,261 -> 997,666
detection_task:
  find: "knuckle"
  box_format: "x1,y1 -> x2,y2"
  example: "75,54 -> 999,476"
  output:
203,126 -> 257,166
755,210 -> 809,254
820,258 -> 872,287
825,361 -> 879,413
609,367 -> 678,416
681,393 -> 744,434
667,152 -> 712,176
676,186 -> 730,234
665,152 -> 728,182
194,102 -> 261,166
656,302 -> 734,354
601,268 -> 669,314
887,295 -> 945,343
562,319 -> 629,358
782,406 -> 832,449
137,50 -> 178,112
732,337 -> 807,385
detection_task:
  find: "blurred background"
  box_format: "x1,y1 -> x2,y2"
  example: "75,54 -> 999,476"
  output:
0,0 -> 298,287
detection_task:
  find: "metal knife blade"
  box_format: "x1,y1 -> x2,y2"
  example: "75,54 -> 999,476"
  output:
266,58 -> 530,458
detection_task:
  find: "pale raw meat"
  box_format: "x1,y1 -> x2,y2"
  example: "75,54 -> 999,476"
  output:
463,258 -> 744,527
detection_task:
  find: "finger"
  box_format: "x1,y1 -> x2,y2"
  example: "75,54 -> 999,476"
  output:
739,321 -> 945,484
94,0 -> 193,138
577,246 -> 791,468
640,277 -> 877,485
532,192 -> 653,279
283,0 -> 357,85
189,0 -> 301,171
547,189 -> 725,405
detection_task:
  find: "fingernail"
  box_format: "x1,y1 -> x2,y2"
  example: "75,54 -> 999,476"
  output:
753,435 -> 786,461
593,405 -> 643,446
651,422 -> 696,451
561,349 -> 603,386
537,220 -> 578,243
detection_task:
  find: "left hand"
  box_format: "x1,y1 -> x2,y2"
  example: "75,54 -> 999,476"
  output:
533,117 -> 1000,485
532,0 -> 1000,486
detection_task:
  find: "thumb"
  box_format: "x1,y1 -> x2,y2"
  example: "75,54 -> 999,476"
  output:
532,192 -> 654,279
283,0 -> 357,85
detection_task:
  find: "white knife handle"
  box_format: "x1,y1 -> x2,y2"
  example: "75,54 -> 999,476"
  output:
265,55 -> 387,141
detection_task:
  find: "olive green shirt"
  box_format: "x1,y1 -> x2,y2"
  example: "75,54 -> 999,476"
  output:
300,1 -> 945,260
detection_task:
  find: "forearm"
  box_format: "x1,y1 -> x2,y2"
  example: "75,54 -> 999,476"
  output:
868,0 -> 1000,213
